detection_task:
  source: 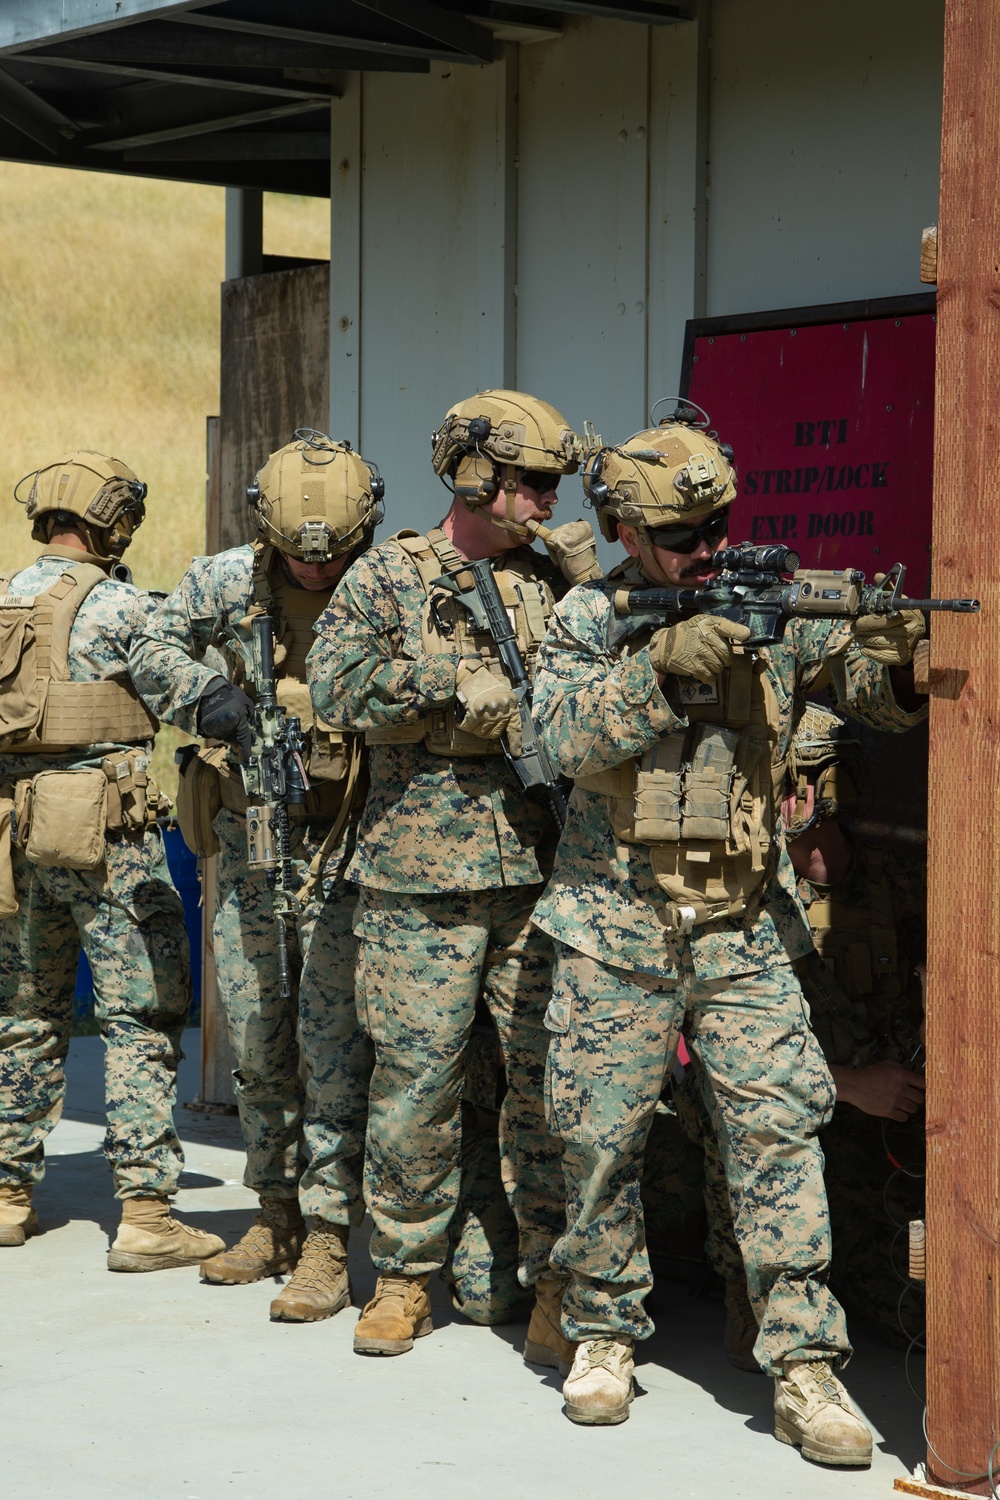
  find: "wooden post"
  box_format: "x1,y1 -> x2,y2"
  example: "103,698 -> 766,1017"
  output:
925,3 -> 1000,1490
196,417 -> 237,1109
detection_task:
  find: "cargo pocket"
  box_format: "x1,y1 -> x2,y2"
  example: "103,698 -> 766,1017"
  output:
544,1028 -> 582,1144
546,984 -> 657,1148
354,903 -> 387,1045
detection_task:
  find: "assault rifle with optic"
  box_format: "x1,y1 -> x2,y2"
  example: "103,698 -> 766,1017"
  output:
240,614 -> 311,998
611,544 -> 980,645
432,557 -> 568,830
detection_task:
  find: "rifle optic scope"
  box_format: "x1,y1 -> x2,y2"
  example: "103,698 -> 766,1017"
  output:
714,544 -> 801,573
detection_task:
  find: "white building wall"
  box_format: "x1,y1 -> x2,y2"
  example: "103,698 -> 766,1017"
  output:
347,60 -> 511,519
332,1 -> 943,542
515,17 -> 650,447
706,0 -> 944,314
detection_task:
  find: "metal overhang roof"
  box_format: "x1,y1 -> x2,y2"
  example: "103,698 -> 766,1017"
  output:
0,0 -> 692,194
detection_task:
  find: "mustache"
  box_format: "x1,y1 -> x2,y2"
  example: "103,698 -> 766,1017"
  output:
679,560 -> 718,579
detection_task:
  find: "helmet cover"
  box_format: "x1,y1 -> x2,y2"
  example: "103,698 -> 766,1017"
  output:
249,429 -> 384,562
583,421 -> 737,544
16,451 -> 147,559
431,389 -> 584,504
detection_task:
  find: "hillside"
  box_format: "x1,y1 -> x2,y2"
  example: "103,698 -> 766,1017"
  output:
0,161 -> 328,792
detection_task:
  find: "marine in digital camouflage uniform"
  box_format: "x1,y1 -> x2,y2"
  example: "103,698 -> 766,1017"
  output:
693,707 -> 927,1358
129,432 -> 382,1322
530,413 -> 927,1455
0,452 -> 219,1272
307,390 -> 603,1361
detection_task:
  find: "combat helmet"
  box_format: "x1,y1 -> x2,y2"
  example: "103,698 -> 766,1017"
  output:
248,429 -> 384,563
15,451 -> 147,562
583,407 -> 736,545
784,703 -> 867,839
431,389 -> 584,536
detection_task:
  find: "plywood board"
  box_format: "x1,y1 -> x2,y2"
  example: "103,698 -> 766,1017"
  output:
218,261 -> 330,552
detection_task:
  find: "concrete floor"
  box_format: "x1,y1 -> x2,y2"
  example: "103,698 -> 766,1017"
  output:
1,1032 -> 925,1500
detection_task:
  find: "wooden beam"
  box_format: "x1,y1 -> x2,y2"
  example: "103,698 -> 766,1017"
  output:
925,2 -> 1000,1493
496,0 -> 692,21
75,87 -> 327,151
126,129 -> 331,162
36,21 -> 423,74
171,11 -> 456,64
350,0 -> 499,63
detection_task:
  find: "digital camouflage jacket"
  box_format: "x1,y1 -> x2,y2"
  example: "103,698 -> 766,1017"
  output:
530,579 -> 927,983
306,537 -> 560,894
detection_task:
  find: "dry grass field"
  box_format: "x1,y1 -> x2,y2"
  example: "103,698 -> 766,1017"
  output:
0,161 -> 328,793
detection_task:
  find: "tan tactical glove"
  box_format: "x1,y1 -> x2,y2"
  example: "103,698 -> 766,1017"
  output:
850,608 -> 925,666
455,661 -> 517,739
648,615 -> 751,683
542,520 -> 603,584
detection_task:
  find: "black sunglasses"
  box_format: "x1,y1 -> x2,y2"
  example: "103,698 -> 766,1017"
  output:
520,469 -> 561,496
647,509 -> 730,553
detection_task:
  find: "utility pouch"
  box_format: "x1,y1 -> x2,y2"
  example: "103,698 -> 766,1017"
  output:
25,768 -> 107,870
174,743 -> 227,857
0,796 -> 18,917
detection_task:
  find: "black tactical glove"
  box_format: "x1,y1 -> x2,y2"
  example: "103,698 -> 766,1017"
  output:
197,678 -> 254,759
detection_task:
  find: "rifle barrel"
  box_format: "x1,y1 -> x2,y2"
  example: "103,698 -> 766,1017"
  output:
906,598 -> 980,613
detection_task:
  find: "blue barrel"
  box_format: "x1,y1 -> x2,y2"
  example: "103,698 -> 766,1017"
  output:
74,825 -> 203,1022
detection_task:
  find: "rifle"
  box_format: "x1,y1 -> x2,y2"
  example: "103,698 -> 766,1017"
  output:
240,615 -> 311,999
431,557 -> 568,829
612,545 -> 979,647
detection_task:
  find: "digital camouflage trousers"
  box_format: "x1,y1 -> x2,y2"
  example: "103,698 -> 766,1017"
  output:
354,883 -> 564,1282
212,807 -> 372,1225
440,1022 -> 529,1325
0,826 -> 191,1201
545,942 -> 851,1376
683,1071 -> 926,1350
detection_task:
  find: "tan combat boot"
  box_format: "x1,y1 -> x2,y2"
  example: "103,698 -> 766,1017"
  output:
0,1183 -> 39,1247
523,1273 -> 577,1377
353,1273 -> 433,1355
773,1358 -> 873,1466
200,1195 -> 305,1285
107,1196 -> 226,1272
724,1276 -> 761,1372
563,1336 -> 635,1426
270,1222 -> 351,1323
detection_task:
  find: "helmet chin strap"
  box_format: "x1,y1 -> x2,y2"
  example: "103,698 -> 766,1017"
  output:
636,537 -> 671,585
476,463 -> 536,541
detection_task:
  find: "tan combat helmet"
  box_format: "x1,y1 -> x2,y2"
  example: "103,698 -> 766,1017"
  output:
431,389 -> 584,537
583,410 -> 737,545
15,451 -> 148,561
784,703 -> 867,839
248,429 -> 384,562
